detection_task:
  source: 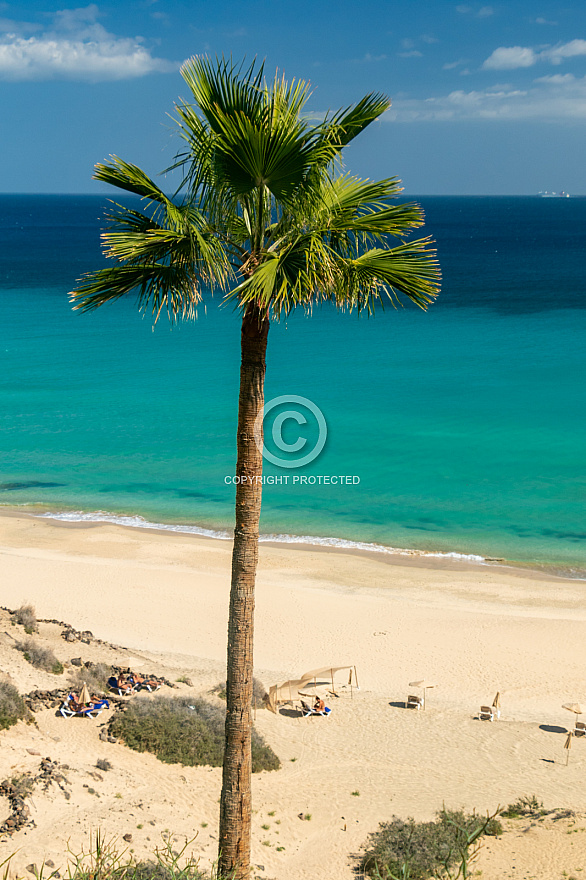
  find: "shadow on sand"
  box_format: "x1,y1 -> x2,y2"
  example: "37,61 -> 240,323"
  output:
278,707 -> 304,719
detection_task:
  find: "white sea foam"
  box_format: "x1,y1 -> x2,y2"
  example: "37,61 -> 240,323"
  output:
35,509 -> 486,563
36,510 -> 232,540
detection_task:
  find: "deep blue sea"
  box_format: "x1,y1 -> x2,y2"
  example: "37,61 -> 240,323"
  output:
1,194 -> 585,575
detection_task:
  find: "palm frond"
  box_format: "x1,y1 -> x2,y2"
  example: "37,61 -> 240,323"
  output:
315,175 -> 425,246
70,193 -> 235,320
323,92 -> 391,147
93,158 -> 171,205
228,231 -> 439,318
181,55 -> 266,134
176,55 -> 336,205
331,239 -> 441,312
70,264 -> 203,322
100,200 -> 231,282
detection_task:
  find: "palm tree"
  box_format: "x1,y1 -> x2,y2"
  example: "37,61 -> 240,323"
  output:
70,56 -> 440,879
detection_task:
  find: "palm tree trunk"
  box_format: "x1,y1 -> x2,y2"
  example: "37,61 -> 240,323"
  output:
219,304 -> 269,880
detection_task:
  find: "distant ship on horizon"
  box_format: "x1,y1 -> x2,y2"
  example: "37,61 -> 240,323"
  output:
538,190 -> 570,198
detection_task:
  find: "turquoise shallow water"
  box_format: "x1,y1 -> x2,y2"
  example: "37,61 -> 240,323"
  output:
0,195 -> 585,574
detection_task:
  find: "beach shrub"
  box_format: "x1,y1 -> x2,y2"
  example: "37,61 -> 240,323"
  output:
501,795 -> 545,819
69,663 -> 111,693
7,772 -> 34,800
211,682 -> 227,701
12,604 -> 38,634
16,637 -> 64,675
96,758 -> 112,772
0,679 -> 29,730
62,832 -> 210,880
360,808 -> 502,880
109,696 -> 280,772
252,677 -> 269,707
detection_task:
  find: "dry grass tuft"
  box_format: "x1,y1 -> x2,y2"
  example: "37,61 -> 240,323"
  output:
69,663 -> 111,694
0,678 -> 29,730
12,604 -> 38,634
16,637 -> 64,675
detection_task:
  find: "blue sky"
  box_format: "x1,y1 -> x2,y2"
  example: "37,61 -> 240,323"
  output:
1,1 -> 585,194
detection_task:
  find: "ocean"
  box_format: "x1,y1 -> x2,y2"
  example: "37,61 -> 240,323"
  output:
1,194 -> 585,576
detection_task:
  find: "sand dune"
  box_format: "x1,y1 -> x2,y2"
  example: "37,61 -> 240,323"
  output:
1,510 -> 586,879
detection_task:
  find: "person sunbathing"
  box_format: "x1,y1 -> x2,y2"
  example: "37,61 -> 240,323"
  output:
314,697 -> 325,713
117,674 -> 134,694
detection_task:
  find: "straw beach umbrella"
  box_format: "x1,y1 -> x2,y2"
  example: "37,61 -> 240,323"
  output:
409,680 -> 435,710
564,731 -> 573,765
563,703 -> 582,738
79,682 -> 91,706
563,702 -> 583,718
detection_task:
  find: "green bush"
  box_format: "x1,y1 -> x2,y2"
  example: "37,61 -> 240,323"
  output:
109,696 -> 280,773
360,807 -> 502,880
12,603 -> 38,634
0,679 -> 29,730
500,794 -> 545,819
16,637 -> 63,674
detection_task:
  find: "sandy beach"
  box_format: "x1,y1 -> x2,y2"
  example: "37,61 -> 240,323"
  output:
2,509 -> 586,879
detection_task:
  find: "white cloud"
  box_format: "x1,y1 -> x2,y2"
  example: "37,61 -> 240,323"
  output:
546,39 -> 586,63
483,39 -> 586,70
399,50 -> 423,58
0,4 -> 178,80
536,17 -> 558,26
534,73 -> 575,84
0,17 -> 40,34
387,73 -> 586,122
456,4 -> 493,16
443,58 -> 468,70
483,46 -> 537,69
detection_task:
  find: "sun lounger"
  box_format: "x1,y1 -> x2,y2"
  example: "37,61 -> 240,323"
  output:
479,705 -> 498,721
108,675 -> 137,696
79,699 -> 109,719
134,677 -> 162,692
575,720 -> 586,737
406,694 -> 423,710
60,694 -> 109,719
300,699 -> 331,717
60,693 -> 79,717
